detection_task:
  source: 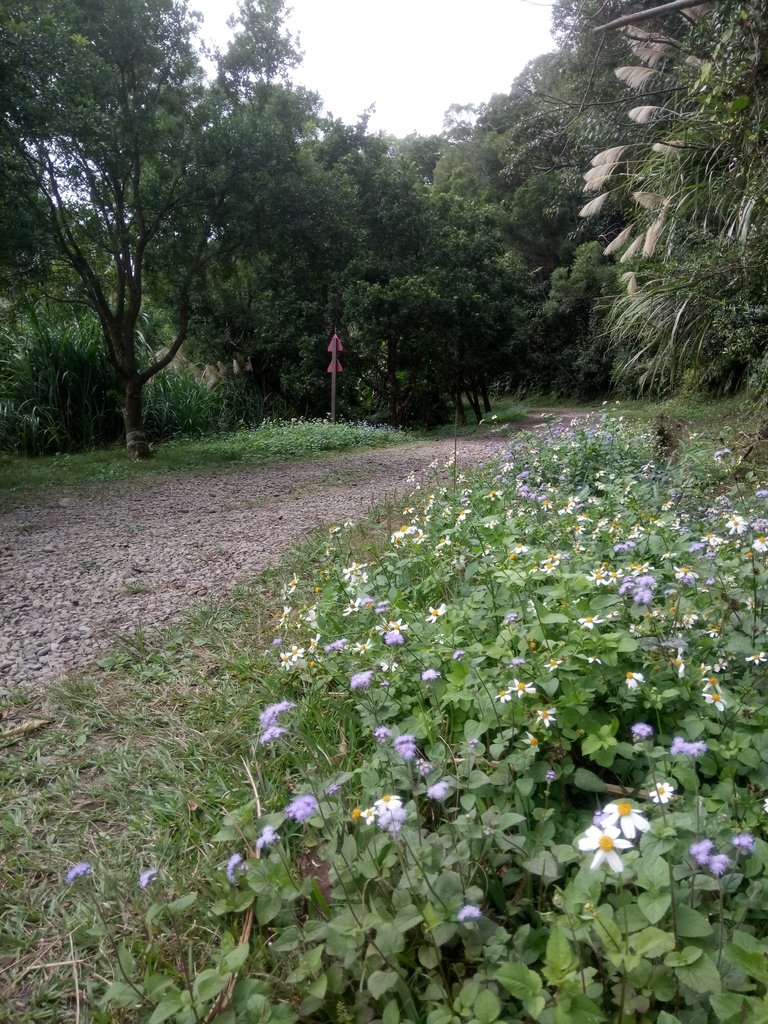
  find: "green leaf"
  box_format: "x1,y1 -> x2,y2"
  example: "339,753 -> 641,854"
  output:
376,922 -> 405,956
495,963 -> 543,1000
193,969 -> 228,1004
523,850 -> 561,882
572,767 -> 606,792
117,943 -> 134,981
710,992 -> 752,1023
419,945 -> 440,969
675,905 -> 713,938
635,855 -> 669,893
631,927 -> 675,958
222,942 -> 250,972
543,922 -> 577,985
148,995 -> 184,1024
724,941 -> 768,983
674,952 -> 722,995
255,890 -> 281,925
665,946 -> 704,968
368,970 -> 399,1000
474,989 -> 502,1023
167,892 -> 197,913
638,891 -> 671,924
101,981 -> 140,1009
382,999 -> 401,1024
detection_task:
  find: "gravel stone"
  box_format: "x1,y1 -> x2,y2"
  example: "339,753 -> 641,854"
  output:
0,416 -> 585,692
0,436 -> 489,689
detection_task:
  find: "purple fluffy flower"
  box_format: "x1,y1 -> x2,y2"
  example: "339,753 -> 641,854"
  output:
457,905 -> 482,922
378,804 -> 407,835
427,780 -> 451,800
375,600 -> 390,614
709,853 -> 731,877
756,490 -> 768,499
259,725 -> 287,745
421,668 -> 440,681
324,638 -> 348,652
689,839 -> 714,865
503,612 -> 519,624
373,725 -> 392,742
384,631 -> 404,646
393,734 -> 418,761
676,738 -> 708,757
350,670 -> 374,689
259,700 -> 296,729
226,853 -> 244,883
452,649 -> 466,661
630,722 -> 654,741
510,656 -> 526,666
256,825 -> 278,851
732,833 -> 756,853
284,794 -> 319,821
416,758 -> 433,776
65,862 -> 92,884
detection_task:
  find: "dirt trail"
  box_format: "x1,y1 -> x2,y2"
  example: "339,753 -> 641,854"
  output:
0,413 -> 591,692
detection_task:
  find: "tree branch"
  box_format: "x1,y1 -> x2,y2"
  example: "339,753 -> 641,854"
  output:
593,0 -> 710,34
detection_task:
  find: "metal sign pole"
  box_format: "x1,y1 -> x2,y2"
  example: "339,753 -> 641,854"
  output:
327,330 -> 344,424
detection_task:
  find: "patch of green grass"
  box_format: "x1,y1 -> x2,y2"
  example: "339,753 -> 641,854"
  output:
0,508 -> 393,1024
0,419 -> 410,504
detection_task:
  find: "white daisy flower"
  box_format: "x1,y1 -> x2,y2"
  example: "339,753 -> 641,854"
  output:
650,781 -> 675,804
577,825 -> 632,872
601,800 -> 650,840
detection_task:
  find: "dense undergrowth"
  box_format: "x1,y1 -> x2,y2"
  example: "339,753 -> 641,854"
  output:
0,311 -> 267,455
6,413 -> 768,1023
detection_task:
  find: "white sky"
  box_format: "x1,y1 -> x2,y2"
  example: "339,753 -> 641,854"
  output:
195,0 -> 555,137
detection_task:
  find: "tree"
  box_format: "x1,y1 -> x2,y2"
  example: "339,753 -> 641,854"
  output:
0,0 -> 224,456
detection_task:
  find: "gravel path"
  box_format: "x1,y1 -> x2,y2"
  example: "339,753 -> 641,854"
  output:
1,431 -> 525,693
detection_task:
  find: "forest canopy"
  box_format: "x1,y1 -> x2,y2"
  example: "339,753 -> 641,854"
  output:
0,0 -> 765,455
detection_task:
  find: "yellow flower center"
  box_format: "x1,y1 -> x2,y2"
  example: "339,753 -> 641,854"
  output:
540,710 -> 550,719
528,737 -> 538,747
380,794 -> 393,804
617,801 -> 632,817
598,835 -> 615,851
351,808 -> 361,822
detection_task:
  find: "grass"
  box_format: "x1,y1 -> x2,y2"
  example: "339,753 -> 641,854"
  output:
0,419 -> 410,504
0,506 -> 394,1024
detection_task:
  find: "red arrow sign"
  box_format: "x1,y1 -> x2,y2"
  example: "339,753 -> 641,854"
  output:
327,332 -> 344,353
327,357 -> 343,373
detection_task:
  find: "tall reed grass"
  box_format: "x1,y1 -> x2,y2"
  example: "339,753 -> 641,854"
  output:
0,308 -> 265,454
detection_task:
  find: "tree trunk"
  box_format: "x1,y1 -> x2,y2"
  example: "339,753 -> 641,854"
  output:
465,386 -> 482,423
123,379 -> 151,460
480,380 -> 492,413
